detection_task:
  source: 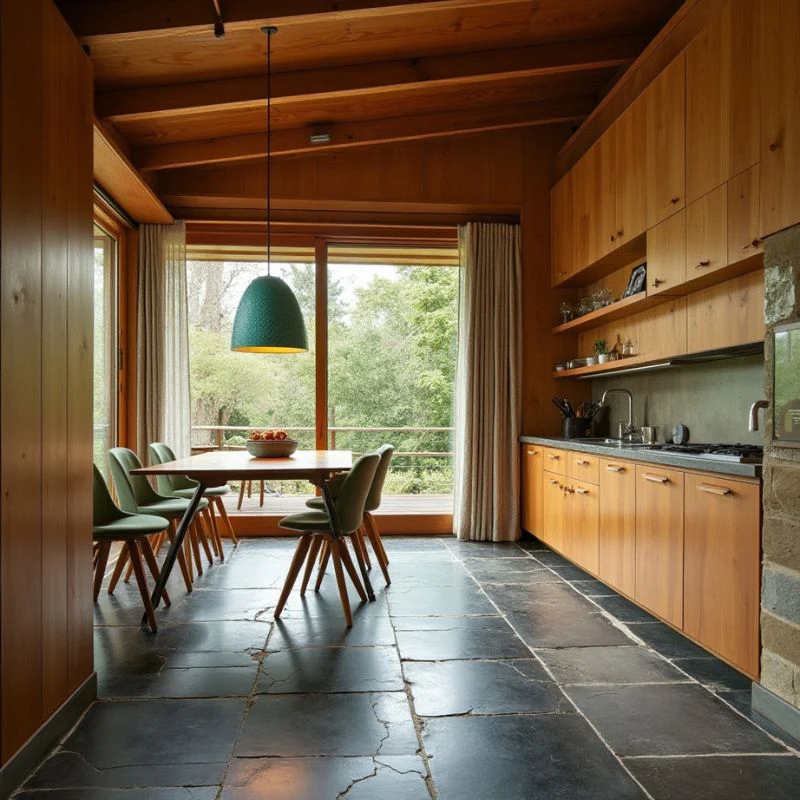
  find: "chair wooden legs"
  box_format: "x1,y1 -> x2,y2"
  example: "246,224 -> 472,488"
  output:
107,546 -> 130,594
139,535 -> 170,607
337,538 -> 368,603
276,534 -> 366,627
167,519 -> 194,593
214,496 -> 238,546
362,517 -> 391,586
259,480 -> 265,507
314,540 -> 330,592
237,481 -> 246,511
274,535 -> 313,619
127,539 -> 158,632
93,541 -> 112,601
197,511 -> 215,566
207,504 -> 224,560
328,536 -> 353,627
300,537 -> 322,595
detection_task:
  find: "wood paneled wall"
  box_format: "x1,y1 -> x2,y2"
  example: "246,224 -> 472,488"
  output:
159,126 -> 582,435
1,0 -> 94,766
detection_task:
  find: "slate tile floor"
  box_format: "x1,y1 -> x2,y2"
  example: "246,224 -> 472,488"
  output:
17,536 -> 800,800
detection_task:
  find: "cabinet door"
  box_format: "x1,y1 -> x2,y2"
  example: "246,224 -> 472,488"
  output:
598,458 -> 636,597
542,471 -> 566,552
542,447 -> 567,476
573,144 -> 600,272
686,5 -> 730,204
728,165 -> 763,265
597,128 -> 617,258
635,465 -> 684,627
646,209 -> 686,296
646,53 -> 686,227
684,474 -> 761,677
567,480 -> 599,575
686,184 -> 728,281
521,444 -> 544,538
551,172 -> 574,286
760,0 -> 800,237
614,96 -> 647,246
687,269 -> 765,353
567,451 -> 599,485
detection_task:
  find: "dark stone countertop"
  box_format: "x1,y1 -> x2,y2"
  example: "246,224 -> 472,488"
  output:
519,436 -> 762,479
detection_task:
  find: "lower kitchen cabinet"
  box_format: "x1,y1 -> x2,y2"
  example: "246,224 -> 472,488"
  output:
542,470 -> 566,552
635,465 -> 685,628
598,457 -> 636,597
684,473 -> 761,677
564,479 -> 599,575
521,444 -> 543,537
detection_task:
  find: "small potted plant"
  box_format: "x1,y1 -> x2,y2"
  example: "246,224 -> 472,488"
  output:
594,339 -> 610,364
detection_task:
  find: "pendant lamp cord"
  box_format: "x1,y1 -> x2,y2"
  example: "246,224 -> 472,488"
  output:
264,26 -> 277,275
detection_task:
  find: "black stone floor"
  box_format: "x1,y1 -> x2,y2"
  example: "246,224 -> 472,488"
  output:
15,536 -> 800,800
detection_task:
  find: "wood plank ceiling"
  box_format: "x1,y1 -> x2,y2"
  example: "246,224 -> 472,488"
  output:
58,0 -> 682,213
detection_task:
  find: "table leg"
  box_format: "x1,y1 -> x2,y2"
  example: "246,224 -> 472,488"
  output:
144,481 -> 206,622
322,479 -> 375,602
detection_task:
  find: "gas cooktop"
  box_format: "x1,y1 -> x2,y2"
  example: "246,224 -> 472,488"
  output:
653,443 -> 763,463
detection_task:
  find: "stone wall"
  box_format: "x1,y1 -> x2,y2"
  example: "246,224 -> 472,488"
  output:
761,225 -> 800,710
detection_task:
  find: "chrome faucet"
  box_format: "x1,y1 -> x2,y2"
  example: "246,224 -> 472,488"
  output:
749,399 -> 769,432
601,388 -> 638,440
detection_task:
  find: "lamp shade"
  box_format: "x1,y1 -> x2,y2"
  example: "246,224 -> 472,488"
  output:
231,275 -> 308,353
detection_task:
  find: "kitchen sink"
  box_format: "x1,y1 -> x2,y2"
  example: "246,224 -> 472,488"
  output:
569,438 -> 660,448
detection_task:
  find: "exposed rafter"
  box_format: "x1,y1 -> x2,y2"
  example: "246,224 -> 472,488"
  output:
97,35 -> 646,122
57,0 -> 523,41
134,96 -> 594,170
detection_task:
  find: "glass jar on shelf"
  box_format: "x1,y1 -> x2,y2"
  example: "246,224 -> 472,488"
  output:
559,301 -> 573,324
577,296 -> 592,317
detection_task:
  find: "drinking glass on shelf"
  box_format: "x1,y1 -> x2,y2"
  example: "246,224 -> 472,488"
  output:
578,297 -> 592,316
559,301 -> 573,323
601,287 -> 614,306
591,290 -> 604,310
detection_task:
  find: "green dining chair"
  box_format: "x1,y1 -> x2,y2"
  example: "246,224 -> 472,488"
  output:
108,447 -> 208,593
307,444 -> 394,586
148,442 -> 236,562
93,465 -> 170,632
275,453 -> 381,627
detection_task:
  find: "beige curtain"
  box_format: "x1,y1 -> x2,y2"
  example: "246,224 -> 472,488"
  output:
454,222 -> 522,541
136,221 -> 191,458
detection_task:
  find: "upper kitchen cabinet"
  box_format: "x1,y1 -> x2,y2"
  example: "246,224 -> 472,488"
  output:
573,142 -> 600,274
645,53 -> 686,228
551,171 -> 574,285
686,0 -> 760,205
760,0 -> 800,237
614,97 -> 647,248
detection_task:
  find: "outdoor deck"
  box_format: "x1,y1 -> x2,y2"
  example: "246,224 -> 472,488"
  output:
223,491 -> 453,516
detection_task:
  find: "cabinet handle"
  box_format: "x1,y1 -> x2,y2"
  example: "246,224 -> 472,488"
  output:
548,454 -> 560,460
575,487 -> 590,495
748,238 -> 763,249
769,141 -> 779,152
617,229 -> 624,238
576,459 -> 591,466
606,464 -> 625,473
548,478 -> 559,485
527,449 -> 538,456
643,473 -> 669,484
697,483 -> 732,496
653,278 -> 664,287
610,234 -> 616,243
695,259 -> 711,269
664,196 -> 680,207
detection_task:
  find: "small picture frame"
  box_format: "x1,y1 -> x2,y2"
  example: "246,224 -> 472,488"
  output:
622,262 -> 647,298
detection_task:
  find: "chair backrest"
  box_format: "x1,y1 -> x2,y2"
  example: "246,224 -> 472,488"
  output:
334,453 -> 380,534
93,464 -> 125,527
108,447 -> 162,512
148,442 -> 198,493
365,443 -> 394,512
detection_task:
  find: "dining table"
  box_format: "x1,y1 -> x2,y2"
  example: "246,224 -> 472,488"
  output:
131,449 -> 361,622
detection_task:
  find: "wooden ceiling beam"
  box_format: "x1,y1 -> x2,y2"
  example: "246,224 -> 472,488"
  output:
97,35 -> 645,121
58,0 -> 524,42
134,96 -> 595,170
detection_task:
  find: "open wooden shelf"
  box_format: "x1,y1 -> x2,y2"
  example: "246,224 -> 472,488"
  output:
552,234 -> 646,288
552,291 -> 669,334
553,354 -> 661,379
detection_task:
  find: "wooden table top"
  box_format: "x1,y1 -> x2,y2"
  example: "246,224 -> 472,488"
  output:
132,449 -> 353,484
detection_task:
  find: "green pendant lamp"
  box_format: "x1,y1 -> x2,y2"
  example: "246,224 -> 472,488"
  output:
231,26 -> 308,354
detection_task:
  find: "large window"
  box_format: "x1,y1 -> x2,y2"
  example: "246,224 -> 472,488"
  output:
186,243 -> 459,514
93,223 -> 119,470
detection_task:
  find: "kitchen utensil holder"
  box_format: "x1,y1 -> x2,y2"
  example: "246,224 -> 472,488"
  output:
563,418 -> 591,439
